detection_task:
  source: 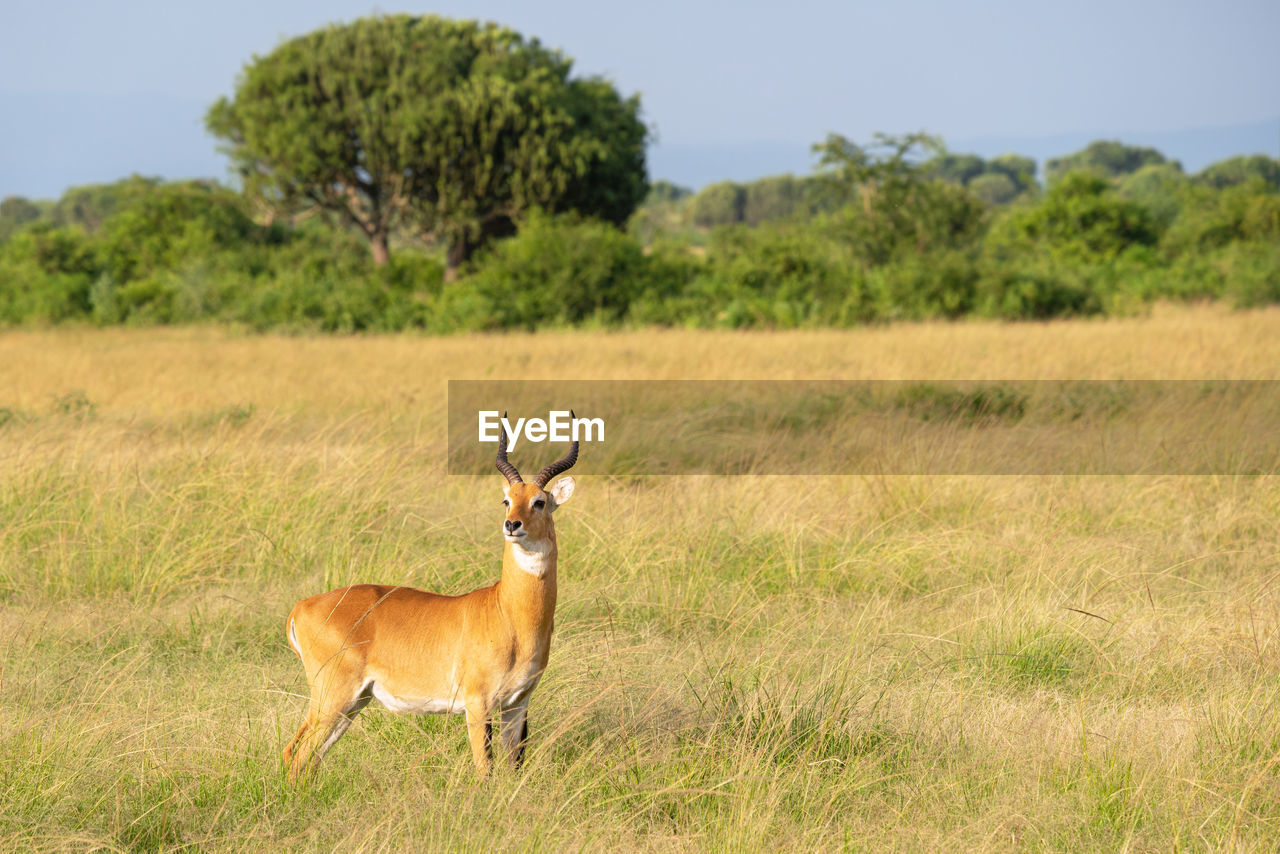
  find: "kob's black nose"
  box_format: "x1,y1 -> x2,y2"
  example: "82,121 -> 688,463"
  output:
504,520 -> 522,534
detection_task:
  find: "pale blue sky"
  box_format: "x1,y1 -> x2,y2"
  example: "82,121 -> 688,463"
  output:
2,0 -> 1278,197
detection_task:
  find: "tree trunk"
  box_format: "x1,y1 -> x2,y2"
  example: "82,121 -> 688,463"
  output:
442,218 -> 516,282
444,237 -> 471,283
370,232 -> 390,266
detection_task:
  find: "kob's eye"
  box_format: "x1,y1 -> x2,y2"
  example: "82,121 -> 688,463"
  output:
533,499 -> 546,510
502,499 -> 510,507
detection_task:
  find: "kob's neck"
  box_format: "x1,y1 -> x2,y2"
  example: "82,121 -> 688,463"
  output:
498,536 -> 558,634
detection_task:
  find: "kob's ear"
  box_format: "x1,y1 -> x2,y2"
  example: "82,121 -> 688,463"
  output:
547,476 -> 575,509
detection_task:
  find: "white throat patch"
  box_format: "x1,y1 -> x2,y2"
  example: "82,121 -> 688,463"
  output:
510,539 -> 553,578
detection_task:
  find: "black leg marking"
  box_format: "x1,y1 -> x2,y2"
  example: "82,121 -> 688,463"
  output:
515,717 -> 529,768
484,721 -> 493,761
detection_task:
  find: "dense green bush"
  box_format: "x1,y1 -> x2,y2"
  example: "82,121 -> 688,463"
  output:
1117,163 -> 1190,229
1162,179 -> 1280,256
624,225 -> 872,329
0,225 -> 98,322
693,225 -> 864,327
984,173 -> 1160,264
869,250 -> 978,320
93,182 -> 260,283
0,179 -> 447,332
48,175 -> 166,232
2,142 -> 1279,333
975,257 -> 1100,319
1213,241 -> 1280,308
975,174 -> 1171,317
816,178 -> 986,268
461,211 -> 657,329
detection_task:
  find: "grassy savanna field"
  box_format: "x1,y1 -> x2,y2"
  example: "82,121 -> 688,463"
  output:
3,305 -> 1280,851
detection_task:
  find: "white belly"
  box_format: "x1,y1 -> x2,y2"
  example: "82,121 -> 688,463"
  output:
371,682 -> 465,715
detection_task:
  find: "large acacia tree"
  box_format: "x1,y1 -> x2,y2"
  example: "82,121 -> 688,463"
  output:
207,15 -> 647,272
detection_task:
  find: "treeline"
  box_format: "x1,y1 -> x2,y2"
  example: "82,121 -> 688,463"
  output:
1,137 -> 1278,332
3,11 -> 1277,333
635,148 -> 1038,235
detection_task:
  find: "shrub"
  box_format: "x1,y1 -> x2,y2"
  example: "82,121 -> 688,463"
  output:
868,250 -> 978,320
93,182 -> 259,284
1162,179 -> 1280,256
818,179 -> 987,268
463,212 -> 653,329
985,172 -> 1160,265
49,175 -> 164,232
1117,163 -> 1189,229
975,257 -> 1101,319
1215,242 -> 1280,309
0,225 -> 99,323
693,224 -> 865,328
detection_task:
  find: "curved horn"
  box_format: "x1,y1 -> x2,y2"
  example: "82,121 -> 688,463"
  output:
495,411 -> 523,484
534,410 -> 579,488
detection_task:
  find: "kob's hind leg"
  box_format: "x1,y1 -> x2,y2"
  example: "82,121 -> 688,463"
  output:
285,688 -> 372,780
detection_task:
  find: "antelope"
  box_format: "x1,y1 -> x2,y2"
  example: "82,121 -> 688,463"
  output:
281,419 -> 578,779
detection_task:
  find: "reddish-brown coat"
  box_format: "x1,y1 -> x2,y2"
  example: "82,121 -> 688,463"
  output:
282,475 -> 573,779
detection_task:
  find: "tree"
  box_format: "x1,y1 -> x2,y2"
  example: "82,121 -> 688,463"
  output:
812,131 -> 943,211
812,132 -> 986,265
968,173 -> 1019,206
986,154 -> 1038,194
50,176 -> 162,232
552,77 -> 649,229
923,150 -> 1037,205
627,181 -> 694,245
1162,178 -> 1280,255
208,15 -> 648,272
742,175 -> 814,225
1117,162 -> 1189,228
924,153 -> 986,186
91,181 -> 258,284
0,196 -> 43,243
688,182 -> 746,228
1046,140 -> 1168,184
645,181 -> 692,205
1195,155 -> 1280,190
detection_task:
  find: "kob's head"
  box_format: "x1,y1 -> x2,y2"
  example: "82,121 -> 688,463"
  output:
495,412 -> 577,544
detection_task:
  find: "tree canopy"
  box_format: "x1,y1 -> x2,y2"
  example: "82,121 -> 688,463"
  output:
924,151 -> 1037,204
1046,140 -> 1169,184
207,14 -> 648,271
1194,155 -> 1280,190
812,132 -> 986,265
0,196 -> 44,243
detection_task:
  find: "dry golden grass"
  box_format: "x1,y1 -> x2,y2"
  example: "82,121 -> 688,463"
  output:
2,303 -> 1279,851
